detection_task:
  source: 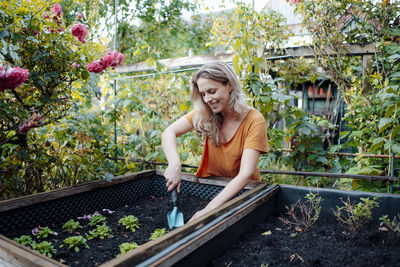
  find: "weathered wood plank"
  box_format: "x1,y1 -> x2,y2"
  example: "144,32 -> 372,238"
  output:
0,235 -> 66,267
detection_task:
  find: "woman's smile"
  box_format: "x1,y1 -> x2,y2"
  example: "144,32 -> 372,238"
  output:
197,77 -> 231,114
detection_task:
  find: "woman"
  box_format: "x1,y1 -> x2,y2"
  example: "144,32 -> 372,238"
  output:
162,61 -> 268,222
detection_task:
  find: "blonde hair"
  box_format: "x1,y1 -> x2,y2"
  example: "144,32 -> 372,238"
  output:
190,61 -> 248,145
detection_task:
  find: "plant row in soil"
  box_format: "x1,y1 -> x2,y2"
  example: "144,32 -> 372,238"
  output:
6,194 -> 209,267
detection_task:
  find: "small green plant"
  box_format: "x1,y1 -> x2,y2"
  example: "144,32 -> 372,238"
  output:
13,235 -> 36,246
118,215 -> 140,232
149,228 -> 168,240
32,241 -> 57,258
333,197 -> 380,232
279,192 -> 322,231
87,224 -> 113,240
34,227 -> 57,239
62,219 -> 82,233
118,242 -> 139,256
88,214 -> 107,227
62,236 -> 89,252
379,214 -> 400,237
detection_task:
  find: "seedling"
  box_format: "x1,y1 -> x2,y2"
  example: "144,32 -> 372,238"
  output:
279,192 -> 322,231
379,214 -> 400,237
62,219 -> 82,233
13,235 -> 36,246
62,236 -> 89,252
88,213 -> 107,227
118,242 -> 139,256
119,215 -> 140,232
87,224 -> 113,240
32,241 -> 57,257
34,226 -> 57,239
149,228 -> 168,240
333,197 -> 380,232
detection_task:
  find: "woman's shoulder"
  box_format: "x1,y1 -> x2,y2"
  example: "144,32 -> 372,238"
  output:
246,108 -> 265,122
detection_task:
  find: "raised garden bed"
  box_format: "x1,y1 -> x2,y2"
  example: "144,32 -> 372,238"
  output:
0,170 -> 265,267
137,185 -> 400,267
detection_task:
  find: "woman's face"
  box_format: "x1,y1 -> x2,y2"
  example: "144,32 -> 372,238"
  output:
197,77 -> 232,115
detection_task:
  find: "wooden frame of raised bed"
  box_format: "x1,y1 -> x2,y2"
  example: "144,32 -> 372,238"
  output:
131,184 -> 400,267
0,169 -> 267,267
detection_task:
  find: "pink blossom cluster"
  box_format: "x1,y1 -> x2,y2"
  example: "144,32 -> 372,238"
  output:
86,50 -> 124,74
0,66 -> 29,92
50,3 -> 64,33
18,112 -> 42,133
289,0 -> 302,4
77,12 -> 84,20
51,3 -> 63,17
71,23 -> 88,44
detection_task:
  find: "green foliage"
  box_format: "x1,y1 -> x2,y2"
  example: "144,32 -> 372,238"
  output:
379,214 -> 400,237
35,227 -> 57,239
279,192 -> 322,231
118,215 -> 140,232
62,219 -> 82,233
13,235 -> 36,246
0,0 -> 104,199
334,197 -> 380,232
88,213 -> 107,227
118,242 -> 139,256
32,241 -> 56,257
62,235 -> 89,252
149,228 -> 168,240
87,224 -> 113,240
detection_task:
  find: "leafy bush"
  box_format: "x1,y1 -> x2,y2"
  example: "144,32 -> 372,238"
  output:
333,197 -> 380,232
380,214 -> 400,237
279,192 -> 322,231
34,226 -> 57,239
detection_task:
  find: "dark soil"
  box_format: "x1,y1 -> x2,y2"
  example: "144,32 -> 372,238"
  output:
8,194 -> 209,267
209,215 -> 400,267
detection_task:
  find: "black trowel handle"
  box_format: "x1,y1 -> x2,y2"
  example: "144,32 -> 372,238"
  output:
171,189 -> 178,206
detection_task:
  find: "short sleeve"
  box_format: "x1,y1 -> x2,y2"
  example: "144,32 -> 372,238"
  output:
243,112 -> 269,153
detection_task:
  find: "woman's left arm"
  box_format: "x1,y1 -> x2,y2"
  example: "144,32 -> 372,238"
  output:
188,148 -> 261,222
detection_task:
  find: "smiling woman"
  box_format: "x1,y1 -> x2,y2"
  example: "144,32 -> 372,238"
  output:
161,61 -> 269,222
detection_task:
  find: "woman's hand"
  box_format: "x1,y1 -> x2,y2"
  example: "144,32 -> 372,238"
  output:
164,163 -> 181,192
188,207 -> 211,223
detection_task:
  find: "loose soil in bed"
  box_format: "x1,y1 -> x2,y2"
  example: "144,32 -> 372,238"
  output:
209,215 -> 400,267
6,194 -> 209,267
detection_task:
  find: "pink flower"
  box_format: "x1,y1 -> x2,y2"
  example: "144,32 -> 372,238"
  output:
101,51 -> 118,68
289,0 -> 302,4
117,53 -> 124,65
0,66 -> 29,91
71,23 -> 87,43
51,3 -> 63,17
86,61 -> 105,73
77,12 -> 83,20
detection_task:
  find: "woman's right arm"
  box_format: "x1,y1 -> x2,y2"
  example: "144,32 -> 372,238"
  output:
161,115 -> 193,192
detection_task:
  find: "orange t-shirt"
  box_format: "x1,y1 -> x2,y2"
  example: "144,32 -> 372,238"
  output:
184,109 -> 269,181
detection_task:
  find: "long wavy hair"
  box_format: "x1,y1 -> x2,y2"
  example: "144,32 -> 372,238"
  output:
190,61 -> 248,145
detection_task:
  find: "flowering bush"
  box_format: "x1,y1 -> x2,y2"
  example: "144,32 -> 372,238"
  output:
87,50 -> 124,74
0,65 -> 29,91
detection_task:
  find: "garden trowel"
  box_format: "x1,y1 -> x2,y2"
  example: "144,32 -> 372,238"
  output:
167,189 -> 184,229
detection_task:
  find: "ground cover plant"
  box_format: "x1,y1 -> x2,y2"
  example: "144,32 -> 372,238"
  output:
9,194 -> 209,266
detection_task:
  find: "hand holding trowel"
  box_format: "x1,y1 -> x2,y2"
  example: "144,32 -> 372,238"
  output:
167,189 -> 184,229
